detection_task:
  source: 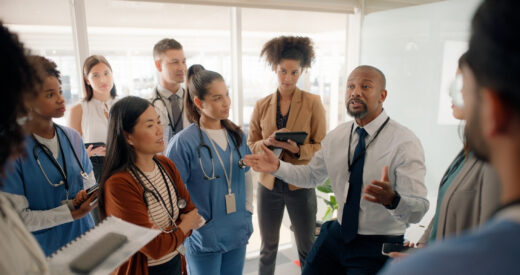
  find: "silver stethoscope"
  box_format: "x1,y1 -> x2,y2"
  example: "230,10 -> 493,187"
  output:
151,88 -> 184,134
196,124 -> 246,181
32,124 -> 88,200
130,157 -> 187,233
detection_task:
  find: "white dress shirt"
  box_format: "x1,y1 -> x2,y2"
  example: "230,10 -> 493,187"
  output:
275,111 -> 428,235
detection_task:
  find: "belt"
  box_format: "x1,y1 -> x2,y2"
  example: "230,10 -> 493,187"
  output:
355,234 -> 404,243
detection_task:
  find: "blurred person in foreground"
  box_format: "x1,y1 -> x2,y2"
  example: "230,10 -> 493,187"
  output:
0,21 -> 48,274
380,1 -> 520,274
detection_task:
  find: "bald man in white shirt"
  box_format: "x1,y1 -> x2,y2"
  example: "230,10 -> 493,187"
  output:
245,65 -> 428,274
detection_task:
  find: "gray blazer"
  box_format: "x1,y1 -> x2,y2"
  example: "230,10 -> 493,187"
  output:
419,150 -> 501,244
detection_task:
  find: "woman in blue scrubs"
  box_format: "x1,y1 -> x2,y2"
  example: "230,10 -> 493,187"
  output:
166,66 -> 253,275
1,56 -> 96,256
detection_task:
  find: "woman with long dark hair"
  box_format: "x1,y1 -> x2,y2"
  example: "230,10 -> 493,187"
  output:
2,55 -> 97,256
99,96 -> 203,275
69,55 -> 117,183
414,54 -> 500,246
248,36 -> 326,274
165,66 -> 253,275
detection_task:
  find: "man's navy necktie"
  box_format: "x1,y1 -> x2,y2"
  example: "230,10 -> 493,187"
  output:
342,127 -> 368,242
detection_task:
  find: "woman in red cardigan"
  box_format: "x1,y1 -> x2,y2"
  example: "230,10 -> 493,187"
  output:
99,96 -> 204,275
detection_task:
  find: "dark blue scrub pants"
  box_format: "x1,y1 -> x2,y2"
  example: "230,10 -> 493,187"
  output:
186,245 -> 246,275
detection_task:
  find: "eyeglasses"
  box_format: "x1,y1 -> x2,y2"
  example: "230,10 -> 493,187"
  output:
449,74 -> 464,108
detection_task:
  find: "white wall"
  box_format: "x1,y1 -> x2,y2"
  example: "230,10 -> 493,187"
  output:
360,0 -> 481,238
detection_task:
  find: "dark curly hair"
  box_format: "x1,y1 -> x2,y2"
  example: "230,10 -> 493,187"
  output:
260,36 -> 315,69
0,22 -> 39,177
27,55 -> 61,84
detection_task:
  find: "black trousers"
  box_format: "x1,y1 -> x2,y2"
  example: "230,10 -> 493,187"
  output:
302,220 -> 403,275
257,182 -> 317,275
89,156 -> 104,225
148,254 -> 181,275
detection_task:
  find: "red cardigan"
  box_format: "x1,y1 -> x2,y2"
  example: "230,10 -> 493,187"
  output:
103,155 -> 195,275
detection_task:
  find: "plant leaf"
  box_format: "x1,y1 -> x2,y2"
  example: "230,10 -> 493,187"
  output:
317,178 -> 333,193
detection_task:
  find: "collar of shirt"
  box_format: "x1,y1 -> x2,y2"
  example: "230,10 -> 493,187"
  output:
157,84 -> 184,100
350,110 -> 389,155
353,110 -> 389,137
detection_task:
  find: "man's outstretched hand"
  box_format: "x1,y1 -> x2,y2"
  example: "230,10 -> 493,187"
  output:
243,144 -> 280,173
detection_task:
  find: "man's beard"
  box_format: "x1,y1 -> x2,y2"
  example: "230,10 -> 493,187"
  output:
466,99 -> 490,162
346,98 -> 368,119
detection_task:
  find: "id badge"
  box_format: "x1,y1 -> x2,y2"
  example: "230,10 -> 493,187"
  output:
225,193 -> 236,214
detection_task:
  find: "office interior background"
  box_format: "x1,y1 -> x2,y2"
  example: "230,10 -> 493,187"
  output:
0,0 -> 482,269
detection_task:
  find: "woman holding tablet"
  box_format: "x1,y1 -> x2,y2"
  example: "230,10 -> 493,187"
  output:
69,55 -> 117,183
247,36 -> 326,275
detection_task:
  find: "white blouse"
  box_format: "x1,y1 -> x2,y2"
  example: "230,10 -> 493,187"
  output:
80,98 -> 116,143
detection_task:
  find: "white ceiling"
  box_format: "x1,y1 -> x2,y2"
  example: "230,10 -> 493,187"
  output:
126,0 -> 445,14
0,0 -> 445,31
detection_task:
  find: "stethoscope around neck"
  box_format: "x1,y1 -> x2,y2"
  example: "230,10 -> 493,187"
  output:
151,88 -> 183,134
196,123 -> 246,181
32,124 -> 88,200
130,157 -> 187,233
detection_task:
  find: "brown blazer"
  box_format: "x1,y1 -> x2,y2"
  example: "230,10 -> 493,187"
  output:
418,151 -> 501,244
103,155 -> 196,275
247,88 -> 326,190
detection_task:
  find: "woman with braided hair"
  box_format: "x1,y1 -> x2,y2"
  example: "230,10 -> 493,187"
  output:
247,36 -> 326,275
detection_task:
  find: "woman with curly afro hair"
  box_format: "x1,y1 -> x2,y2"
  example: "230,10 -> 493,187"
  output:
0,22 -> 48,274
247,36 -> 326,275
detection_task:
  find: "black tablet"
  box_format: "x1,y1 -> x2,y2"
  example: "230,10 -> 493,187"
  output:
84,142 -> 105,149
274,131 -> 308,145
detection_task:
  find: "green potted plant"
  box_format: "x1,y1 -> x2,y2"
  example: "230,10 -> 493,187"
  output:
315,178 -> 337,235
289,179 -> 337,237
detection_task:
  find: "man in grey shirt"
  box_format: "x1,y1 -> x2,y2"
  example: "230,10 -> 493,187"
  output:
245,65 -> 428,274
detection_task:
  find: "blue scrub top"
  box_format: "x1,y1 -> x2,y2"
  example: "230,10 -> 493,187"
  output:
166,123 -> 253,255
2,125 -> 94,256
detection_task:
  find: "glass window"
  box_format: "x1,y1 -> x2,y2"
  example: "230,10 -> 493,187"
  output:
84,0 -> 231,101
241,8 -> 347,131
1,0 -> 81,125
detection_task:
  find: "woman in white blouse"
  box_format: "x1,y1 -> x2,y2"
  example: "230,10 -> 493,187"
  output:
69,55 -> 117,182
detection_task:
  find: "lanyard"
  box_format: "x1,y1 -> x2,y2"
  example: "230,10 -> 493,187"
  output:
347,117 -> 390,172
134,163 -> 176,220
206,129 -> 233,194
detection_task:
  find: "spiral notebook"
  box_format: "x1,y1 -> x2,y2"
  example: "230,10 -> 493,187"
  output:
47,216 -> 160,274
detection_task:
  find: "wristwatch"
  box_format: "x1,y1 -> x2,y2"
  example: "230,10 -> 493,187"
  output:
385,191 -> 401,210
